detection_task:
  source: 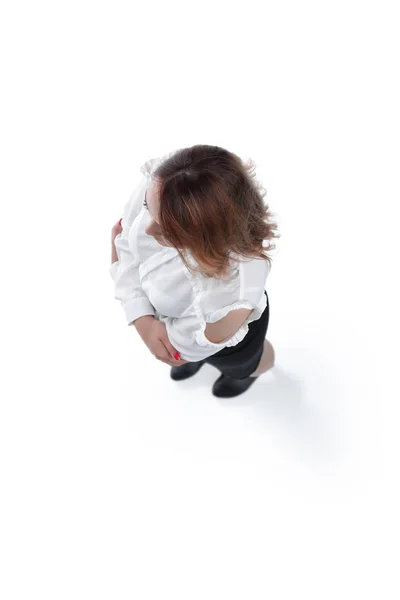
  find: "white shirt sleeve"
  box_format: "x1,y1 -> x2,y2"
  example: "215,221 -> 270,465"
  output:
109,173 -> 155,325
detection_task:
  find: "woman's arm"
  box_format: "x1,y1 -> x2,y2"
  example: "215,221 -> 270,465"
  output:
110,210 -> 187,366
109,178 -> 156,325
111,220 -> 122,263
204,308 -> 253,344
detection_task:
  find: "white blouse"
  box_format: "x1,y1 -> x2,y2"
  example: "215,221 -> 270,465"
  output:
109,151 -> 270,362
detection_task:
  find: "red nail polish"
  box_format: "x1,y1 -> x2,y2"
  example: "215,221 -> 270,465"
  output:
119,218 -> 122,226
174,352 -> 181,360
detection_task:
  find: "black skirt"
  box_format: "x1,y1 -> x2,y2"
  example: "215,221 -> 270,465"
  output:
204,290 -> 270,380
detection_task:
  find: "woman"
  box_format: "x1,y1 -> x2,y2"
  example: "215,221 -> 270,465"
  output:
110,145 -> 278,398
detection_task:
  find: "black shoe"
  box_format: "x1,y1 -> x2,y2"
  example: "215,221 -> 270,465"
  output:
212,373 -> 258,397
170,360 -> 206,381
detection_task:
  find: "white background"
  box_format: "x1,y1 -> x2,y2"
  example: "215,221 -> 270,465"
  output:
1,1 -> 399,598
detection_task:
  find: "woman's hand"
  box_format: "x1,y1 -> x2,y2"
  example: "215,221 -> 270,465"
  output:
134,316 -> 188,367
111,218 -> 123,243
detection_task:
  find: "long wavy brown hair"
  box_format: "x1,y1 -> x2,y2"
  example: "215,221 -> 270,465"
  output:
151,144 -> 279,279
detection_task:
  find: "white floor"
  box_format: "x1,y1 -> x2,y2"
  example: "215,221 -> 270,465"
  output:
3,272 -> 393,599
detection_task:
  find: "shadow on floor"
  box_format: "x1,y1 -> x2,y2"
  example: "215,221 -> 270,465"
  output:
176,360 -> 345,468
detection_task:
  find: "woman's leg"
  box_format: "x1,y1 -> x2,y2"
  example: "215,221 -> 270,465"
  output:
249,339 -> 275,377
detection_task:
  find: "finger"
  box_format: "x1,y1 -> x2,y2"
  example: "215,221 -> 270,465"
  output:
155,341 -> 176,364
159,357 -> 187,366
162,359 -> 187,367
161,335 -> 181,361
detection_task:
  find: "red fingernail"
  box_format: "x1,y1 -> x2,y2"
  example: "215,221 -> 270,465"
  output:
174,352 -> 181,360
118,218 -> 122,225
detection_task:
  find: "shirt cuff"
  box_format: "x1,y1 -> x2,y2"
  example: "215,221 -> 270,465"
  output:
122,297 -> 156,326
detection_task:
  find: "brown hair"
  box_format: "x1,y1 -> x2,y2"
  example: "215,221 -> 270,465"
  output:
151,144 -> 279,279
